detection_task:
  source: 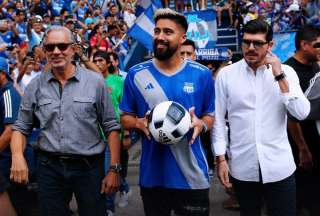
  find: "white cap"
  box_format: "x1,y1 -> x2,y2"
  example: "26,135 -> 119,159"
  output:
286,4 -> 300,13
246,1 -> 253,7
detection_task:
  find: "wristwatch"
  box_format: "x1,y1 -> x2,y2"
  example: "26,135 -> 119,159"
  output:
274,72 -> 286,81
109,164 -> 122,173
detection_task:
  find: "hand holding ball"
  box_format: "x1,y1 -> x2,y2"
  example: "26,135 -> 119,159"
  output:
148,101 -> 191,145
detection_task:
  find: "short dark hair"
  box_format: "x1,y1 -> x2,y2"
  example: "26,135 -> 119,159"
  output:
243,18 -> 273,42
154,8 -> 188,33
93,51 -> 110,62
108,24 -> 117,32
295,25 -> 320,50
182,39 -> 196,50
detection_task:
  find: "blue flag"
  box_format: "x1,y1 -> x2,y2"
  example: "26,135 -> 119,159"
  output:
184,9 -> 218,49
127,5 -> 155,51
272,32 -> 296,63
184,9 -> 219,60
135,0 -> 162,17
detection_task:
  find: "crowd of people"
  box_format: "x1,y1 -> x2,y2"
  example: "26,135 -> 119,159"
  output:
166,0 -> 320,32
214,0 -> 320,32
0,1 -> 320,216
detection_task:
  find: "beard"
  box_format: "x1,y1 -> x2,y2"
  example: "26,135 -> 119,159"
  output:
153,39 -> 178,61
244,50 -> 266,68
306,52 -> 320,63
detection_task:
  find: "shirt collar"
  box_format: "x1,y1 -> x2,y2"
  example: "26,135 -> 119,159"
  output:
45,64 -> 81,83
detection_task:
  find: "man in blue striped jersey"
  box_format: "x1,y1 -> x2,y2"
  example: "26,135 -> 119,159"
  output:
0,57 -> 19,216
120,8 -> 215,216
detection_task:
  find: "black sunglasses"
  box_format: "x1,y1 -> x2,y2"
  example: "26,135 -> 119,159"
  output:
242,39 -> 268,48
313,42 -> 320,48
43,43 -> 73,52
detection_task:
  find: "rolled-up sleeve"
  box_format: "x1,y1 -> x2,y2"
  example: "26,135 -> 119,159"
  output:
281,65 -> 310,120
96,79 -> 121,136
12,80 -> 37,136
212,70 -> 228,156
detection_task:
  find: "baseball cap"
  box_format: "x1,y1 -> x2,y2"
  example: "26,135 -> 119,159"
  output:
286,4 -> 300,13
85,17 -> 94,25
0,57 -> 12,81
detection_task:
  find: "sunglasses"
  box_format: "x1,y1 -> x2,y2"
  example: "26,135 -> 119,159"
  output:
313,42 -> 320,48
242,39 -> 268,49
43,43 -> 73,52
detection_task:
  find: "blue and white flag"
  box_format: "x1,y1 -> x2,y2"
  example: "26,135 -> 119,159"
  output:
127,5 -> 155,51
184,9 -> 219,60
184,9 -> 217,49
135,0 -> 162,17
272,32 -> 296,63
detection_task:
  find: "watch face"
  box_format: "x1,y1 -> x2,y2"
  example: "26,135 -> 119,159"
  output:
166,103 -> 185,125
110,164 -> 122,172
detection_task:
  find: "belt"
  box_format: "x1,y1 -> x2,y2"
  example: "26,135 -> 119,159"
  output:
37,149 -> 104,164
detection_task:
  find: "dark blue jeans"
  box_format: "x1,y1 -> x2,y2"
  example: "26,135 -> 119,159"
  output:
36,152 -> 106,216
232,174 -> 296,216
141,187 -> 210,216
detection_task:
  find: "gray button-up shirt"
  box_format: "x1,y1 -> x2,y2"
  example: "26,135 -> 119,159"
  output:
13,65 -> 120,155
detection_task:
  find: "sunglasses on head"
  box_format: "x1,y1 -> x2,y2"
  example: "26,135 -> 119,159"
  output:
313,42 -> 320,48
242,39 -> 268,48
43,43 -> 73,52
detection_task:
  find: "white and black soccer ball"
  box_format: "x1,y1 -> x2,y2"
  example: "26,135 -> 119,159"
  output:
148,101 -> 191,145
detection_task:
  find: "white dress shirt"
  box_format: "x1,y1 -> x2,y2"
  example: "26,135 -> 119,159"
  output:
213,59 -> 310,183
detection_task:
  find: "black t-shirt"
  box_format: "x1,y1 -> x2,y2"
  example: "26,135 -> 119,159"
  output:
284,57 -> 320,168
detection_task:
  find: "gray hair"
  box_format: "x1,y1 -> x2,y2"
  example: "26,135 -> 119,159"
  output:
42,25 -> 76,45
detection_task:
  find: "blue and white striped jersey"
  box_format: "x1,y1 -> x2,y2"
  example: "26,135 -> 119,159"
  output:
0,82 -> 21,157
120,59 -> 215,189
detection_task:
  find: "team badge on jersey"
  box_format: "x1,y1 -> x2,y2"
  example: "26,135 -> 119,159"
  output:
183,82 -> 194,93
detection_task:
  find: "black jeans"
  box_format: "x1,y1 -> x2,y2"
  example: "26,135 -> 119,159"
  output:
140,187 -> 209,216
232,174 -> 296,216
36,151 -> 105,216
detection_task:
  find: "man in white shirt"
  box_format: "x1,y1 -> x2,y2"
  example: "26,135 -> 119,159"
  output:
213,19 -> 310,216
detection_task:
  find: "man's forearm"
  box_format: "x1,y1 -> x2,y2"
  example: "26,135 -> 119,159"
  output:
120,114 -> 138,130
107,130 -> 121,166
10,131 -> 27,156
201,115 -> 215,131
0,125 -> 13,152
288,120 -> 309,151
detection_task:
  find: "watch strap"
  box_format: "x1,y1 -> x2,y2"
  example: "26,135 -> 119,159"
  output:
274,72 -> 286,81
109,164 -> 122,173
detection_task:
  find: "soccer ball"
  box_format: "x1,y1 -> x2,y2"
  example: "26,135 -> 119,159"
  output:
148,101 -> 191,145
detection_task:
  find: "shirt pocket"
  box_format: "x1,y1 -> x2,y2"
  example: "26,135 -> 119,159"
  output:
73,97 -> 96,119
36,98 -> 55,129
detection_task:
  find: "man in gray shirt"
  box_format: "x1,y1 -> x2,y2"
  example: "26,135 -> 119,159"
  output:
9,26 -> 121,216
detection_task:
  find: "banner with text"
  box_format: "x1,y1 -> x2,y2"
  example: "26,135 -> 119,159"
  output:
185,9 -> 222,60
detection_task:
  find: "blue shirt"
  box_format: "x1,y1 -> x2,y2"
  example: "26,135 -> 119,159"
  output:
0,31 -> 21,58
120,59 -> 215,189
16,22 -> 28,42
77,5 -> 88,21
51,0 -> 66,16
0,82 -> 21,166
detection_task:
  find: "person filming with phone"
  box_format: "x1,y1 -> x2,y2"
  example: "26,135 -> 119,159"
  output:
213,18 -> 310,216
